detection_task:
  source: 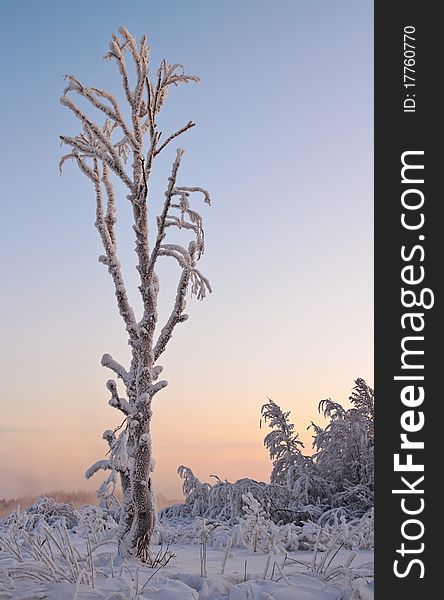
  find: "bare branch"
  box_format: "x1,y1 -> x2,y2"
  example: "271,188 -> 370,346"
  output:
155,121 -> 195,156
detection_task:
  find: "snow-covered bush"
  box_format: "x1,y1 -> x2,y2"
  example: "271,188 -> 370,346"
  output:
261,398 -> 304,486
299,510 -> 374,552
179,466 -> 211,517
207,477 -> 294,522
0,519 -> 96,586
160,378 -> 374,548
2,497 -> 79,531
310,378 -> 374,516
155,508 -> 373,555
241,492 -> 269,552
76,503 -> 119,542
261,378 -> 374,519
161,466 -> 211,519
278,522 -> 301,551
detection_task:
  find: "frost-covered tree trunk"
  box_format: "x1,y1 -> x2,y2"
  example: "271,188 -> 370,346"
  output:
60,28 -> 211,558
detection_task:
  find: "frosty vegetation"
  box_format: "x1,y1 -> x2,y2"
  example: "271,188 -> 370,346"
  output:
0,499 -> 373,599
0,379 -> 374,598
162,378 -> 374,526
59,28 -> 211,558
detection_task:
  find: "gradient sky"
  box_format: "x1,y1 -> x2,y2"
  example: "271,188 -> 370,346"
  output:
0,0 -> 373,500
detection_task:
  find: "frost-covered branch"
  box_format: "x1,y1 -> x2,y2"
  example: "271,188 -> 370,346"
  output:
102,164 -> 117,246
101,353 -> 129,384
93,160 -> 138,339
62,74 -> 136,148
104,32 -> 132,104
175,186 -> 211,206
59,151 -> 98,182
106,380 -> 132,416
145,158 -> 211,356
153,268 -> 190,361
155,121 -> 195,155
60,98 -> 134,190
158,245 -> 189,270
147,149 -> 184,281
85,460 -> 112,480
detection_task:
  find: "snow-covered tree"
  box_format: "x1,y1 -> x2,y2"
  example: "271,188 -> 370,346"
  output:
261,379 -> 374,517
60,27 -> 211,557
178,465 -> 211,517
285,458 -> 331,508
162,380 -> 373,530
261,398 -> 304,485
311,378 -> 374,504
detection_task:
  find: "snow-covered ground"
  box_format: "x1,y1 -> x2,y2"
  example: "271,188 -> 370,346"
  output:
0,500 -> 373,600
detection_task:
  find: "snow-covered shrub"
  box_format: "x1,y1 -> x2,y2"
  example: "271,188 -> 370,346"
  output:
297,522 -> 332,552
160,466 -> 211,519
301,510 -> 374,552
241,492 -> 269,552
160,470 -> 298,524
76,503 -> 118,543
229,523 -> 246,548
352,509 -> 374,550
156,509 -> 373,556
278,522 -> 301,551
2,497 -> 79,531
161,378 -> 374,550
310,378 -> 374,516
332,509 -> 374,550
261,398 -> 304,486
206,477 -> 298,524
330,483 -> 374,515
178,466 -> 211,517
285,458 -> 331,507
261,378 -> 374,520
317,506 -> 353,527
0,519 -> 96,585
208,523 -> 232,549
159,501 -> 193,519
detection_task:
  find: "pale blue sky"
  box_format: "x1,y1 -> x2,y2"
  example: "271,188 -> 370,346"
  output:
0,0 -> 373,499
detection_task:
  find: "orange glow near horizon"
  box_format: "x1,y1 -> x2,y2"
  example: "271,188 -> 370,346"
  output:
0,371 -> 372,500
